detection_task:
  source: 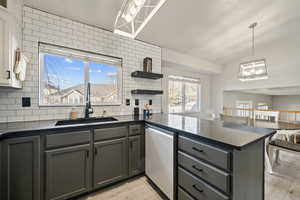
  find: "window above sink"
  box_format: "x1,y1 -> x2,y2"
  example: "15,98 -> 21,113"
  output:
39,43 -> 123,106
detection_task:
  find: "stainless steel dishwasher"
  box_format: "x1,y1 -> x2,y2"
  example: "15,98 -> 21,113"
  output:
145,126 -> 174,200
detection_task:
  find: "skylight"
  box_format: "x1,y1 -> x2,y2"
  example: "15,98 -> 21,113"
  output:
114,0 -> 167,39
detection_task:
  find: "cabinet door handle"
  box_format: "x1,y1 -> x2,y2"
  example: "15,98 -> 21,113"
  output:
192,147 -> 204,153
86,150 -> 89,158
192,165 -> 203,172
192,184 -> 203,193
94,147 -> 98,155
130,141 -> 133,149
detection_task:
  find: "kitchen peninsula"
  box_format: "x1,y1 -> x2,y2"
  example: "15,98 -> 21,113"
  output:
0,113 -> 275,200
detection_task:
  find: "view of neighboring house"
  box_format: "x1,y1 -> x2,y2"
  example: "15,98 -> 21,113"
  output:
43,83 -> 117,105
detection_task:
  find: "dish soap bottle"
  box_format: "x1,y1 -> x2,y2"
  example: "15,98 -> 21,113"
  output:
70,107 -> 78,120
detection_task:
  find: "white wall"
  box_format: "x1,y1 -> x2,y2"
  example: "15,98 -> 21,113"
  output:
273,95 -> 300,111
0,6 -> 162,122
272,95 -> 300,121
223,91 -> 272,109
211,38 -> 300,114
162,60 -> 212,114
162,48 -> 222,74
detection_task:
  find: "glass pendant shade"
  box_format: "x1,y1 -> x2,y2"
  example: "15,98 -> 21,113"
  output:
239,23 -> 269,81
238,59 -> 268,81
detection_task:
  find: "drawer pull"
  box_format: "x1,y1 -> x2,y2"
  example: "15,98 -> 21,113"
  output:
192,147 -> 204,153
192,184 -> 203,193
192,165 -> 203,172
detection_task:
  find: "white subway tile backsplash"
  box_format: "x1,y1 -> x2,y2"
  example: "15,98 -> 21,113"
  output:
0,6 -> 162,123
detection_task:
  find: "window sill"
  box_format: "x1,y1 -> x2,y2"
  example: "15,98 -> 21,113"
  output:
38,103 -> 122,107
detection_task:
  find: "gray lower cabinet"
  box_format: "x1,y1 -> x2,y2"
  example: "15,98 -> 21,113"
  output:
93,138 -> 128,189
1,136 -> 40,200
129,135 -> 142,176
45,144 -> 91,200
178,187 -> 195,200
0,123 -> 145,200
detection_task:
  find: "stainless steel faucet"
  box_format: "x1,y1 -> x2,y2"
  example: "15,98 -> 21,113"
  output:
84,83 -> 93,119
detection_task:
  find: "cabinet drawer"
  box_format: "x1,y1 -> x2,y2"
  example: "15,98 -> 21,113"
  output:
178,151 -> 230,194
178,187 -> 195,200
178,167 -> 229,200
46,131 -> 91,149
129,124 -> 143,136
94,126 -> 128,141
178,136 -> 231,171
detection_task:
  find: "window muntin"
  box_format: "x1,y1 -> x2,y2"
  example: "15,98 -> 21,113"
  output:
39,43 -> 122,106
236,101 -> 252,117
168,79 -> 183,113
89,62 -> 121,105
168,76 -> 201,113
185,82 -> 199,112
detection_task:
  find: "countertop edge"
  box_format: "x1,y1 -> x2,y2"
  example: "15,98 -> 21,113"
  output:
145,121 -> 276,150
0,115 -> 276,150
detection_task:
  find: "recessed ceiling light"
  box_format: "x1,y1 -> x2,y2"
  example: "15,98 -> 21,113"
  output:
114,0 -> 167,39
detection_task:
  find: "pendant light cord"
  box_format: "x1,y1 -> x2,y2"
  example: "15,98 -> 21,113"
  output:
249,22 -> 257,57
252,26 -> 254,56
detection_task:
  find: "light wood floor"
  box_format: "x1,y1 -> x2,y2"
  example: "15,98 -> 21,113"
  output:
76,177 -> 164,200
265,151 -> 300,200
77,151 -> 300,200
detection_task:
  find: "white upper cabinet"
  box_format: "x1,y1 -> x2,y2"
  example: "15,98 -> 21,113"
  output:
0,7 -> 10,85
0,0 -> 7,8
0,0 -> 23,88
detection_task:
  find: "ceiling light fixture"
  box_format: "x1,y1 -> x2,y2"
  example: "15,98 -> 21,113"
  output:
238,22 -> 268,82
114,0 -> 167,39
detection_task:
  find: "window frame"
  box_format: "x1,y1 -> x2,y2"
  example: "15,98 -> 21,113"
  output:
168,75 -> 201,113
236,100 -> 253,117
38,43 -> 123,107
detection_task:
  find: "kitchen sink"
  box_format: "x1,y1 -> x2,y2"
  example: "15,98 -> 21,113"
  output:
55,117 -> 118,126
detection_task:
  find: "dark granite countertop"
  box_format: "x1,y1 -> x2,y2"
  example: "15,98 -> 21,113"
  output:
248,120 -> 300,130
0,114 -> 145,139
0,113 -> 275,149
145,114 -> 276,149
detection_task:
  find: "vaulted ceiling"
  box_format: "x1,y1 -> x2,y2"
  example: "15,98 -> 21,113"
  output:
24,0 -> 300,67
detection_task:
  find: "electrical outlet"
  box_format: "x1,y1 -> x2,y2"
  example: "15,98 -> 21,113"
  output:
22,97 -> 31,107
126,99 -> 130,106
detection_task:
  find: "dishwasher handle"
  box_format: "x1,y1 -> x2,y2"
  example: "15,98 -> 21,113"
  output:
146,125 -> 174,137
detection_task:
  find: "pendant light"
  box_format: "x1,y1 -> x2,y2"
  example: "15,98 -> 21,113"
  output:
238,22 -> 268,81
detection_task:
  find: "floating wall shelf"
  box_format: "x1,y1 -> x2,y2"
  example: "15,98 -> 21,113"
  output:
131,89 -> 163,95
131,71 -> 163,80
